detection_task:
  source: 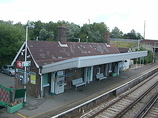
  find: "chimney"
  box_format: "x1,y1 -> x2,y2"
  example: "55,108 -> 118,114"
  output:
104,32 -> 110,46
57,26 -> 67,44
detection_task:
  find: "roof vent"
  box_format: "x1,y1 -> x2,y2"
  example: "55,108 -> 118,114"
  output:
58,41 -> 68,47
58,56 -> 63,59
105,43 -> 110,47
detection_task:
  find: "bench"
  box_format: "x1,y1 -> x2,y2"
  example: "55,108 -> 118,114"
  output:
96,73 -> 106,81
72,78 -> 86,89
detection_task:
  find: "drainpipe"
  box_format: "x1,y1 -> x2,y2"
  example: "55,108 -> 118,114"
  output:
39,66 -> 43,98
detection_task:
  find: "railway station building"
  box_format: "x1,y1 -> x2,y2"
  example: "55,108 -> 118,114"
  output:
12,26 -> 147,98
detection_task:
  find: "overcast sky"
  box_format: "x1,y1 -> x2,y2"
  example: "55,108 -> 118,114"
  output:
0,0 -> 158,39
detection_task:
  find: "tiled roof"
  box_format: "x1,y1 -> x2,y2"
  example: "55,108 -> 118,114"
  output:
28,41 -> 120,66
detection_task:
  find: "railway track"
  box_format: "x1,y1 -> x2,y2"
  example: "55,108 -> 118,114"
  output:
142,93 -> 158,118
80,72 -> 158,118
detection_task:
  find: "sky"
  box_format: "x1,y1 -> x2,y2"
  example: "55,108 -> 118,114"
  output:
0,0 -> 158,39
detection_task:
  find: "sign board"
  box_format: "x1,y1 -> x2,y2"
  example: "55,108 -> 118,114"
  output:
30,74 -> 36,84
22,61 -> 31,67
16,61 -> 31,68
14,88 -> 26,99
16,61 -> 23,68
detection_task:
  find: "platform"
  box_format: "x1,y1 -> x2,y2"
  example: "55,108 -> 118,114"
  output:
0,63 -> 157,118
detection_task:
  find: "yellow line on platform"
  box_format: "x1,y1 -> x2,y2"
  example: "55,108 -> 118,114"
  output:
17,113 -> 27,118
28,101 -> 75,118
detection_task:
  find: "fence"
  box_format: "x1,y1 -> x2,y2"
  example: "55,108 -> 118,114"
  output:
0,85 -> 13,106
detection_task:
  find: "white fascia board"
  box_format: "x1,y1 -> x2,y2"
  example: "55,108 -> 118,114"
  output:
42,58 -> 79,74
11,42 -> 26,66
11,42 -> 39,68
42,51 -> 147,74
79,51 -> 147,67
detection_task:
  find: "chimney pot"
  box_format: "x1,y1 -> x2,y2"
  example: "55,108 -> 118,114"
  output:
57,26 -> 67,44
104,32 -> 110,45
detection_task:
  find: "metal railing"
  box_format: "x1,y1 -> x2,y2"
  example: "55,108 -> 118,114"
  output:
0,85 -> 13,106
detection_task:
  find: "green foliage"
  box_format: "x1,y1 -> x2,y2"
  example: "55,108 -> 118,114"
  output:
110,27 -> 123,38
123,29 -> 144,39
0,21 -> 25,66
80,22 -> 108,43
137,47 -> 154,64
66,22 -> 80,41
111,41 -> 137,48
144,50 -> 153,64
111,42 -> 153,64
39,28 -> 54,41
0,20 -> 145,67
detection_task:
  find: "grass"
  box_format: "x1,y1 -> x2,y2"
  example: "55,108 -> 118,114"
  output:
111,41 -> 137,48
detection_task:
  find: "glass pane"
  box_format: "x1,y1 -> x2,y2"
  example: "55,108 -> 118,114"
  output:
43,74 -> 48,86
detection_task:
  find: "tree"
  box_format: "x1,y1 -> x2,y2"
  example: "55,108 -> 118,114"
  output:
39,28 -> 54,41
91,22 -> 109,42
66,22 -> 80,41
79,22 -> 108,43
136,32 -> 144,39
45,21 -> 58,40
47,31 -> 54,41
33,20 -> 43,40
39,28 -> 48,40
79,24 -> 89,42
110,27 -> 123,38
0,21 -> 25,66
123,29 -> 144,39
136,47 -> 153,64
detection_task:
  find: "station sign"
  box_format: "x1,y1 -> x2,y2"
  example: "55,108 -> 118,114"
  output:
16,61 -> 23,68
22,61 -> 31,67
16,61 -> 31,68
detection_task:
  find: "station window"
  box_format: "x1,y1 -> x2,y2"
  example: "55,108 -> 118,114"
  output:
42,74 -> 49,87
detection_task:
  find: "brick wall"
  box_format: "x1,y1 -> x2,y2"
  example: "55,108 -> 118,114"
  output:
65,68 -> 83,89
14,50 -> 41,98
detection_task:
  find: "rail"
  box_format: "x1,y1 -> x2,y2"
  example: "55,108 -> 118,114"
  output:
134,92 -> 158,118
114,81 -> 158,118
52,67 -> 158,118
84,72 -> 158,118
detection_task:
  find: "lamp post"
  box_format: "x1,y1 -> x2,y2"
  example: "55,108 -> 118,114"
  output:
137,40 -> 140,50
24,22 -> 35,103
144,21 -> 146,39
87,19 -> 90,43
88,19 -> 90,24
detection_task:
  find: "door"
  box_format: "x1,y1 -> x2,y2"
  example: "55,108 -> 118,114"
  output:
84,66 -> 93,83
